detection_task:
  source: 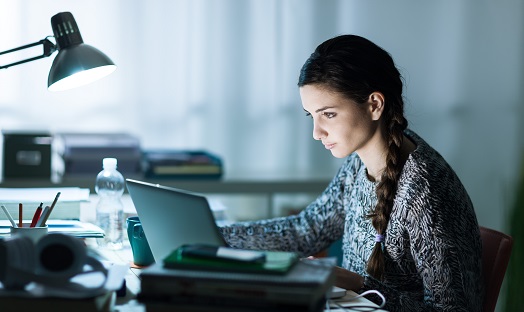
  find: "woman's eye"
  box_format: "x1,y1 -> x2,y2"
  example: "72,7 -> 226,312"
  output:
323,112 -> 336,118
305,112 -> 312,118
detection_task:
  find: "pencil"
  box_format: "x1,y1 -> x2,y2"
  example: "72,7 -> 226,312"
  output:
50,192 -> 61,210
1,204 -> 18,228
18,203 -> 23,227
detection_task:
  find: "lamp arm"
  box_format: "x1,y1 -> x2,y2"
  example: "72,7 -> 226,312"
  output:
0,38 -> 57,70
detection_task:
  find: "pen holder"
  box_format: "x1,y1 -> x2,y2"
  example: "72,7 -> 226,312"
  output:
10,223 -> 48,243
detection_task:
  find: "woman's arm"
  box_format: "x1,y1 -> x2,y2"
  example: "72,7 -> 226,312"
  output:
219,156 -> 358,255
219,182 -> 346,256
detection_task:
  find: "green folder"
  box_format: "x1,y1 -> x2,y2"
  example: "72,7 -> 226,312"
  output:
163,246 -> 299,275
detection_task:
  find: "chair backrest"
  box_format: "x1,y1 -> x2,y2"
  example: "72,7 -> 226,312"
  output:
479,226 -> 513,312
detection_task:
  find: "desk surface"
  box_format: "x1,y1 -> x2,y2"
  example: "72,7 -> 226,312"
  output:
92,243 -> 143,311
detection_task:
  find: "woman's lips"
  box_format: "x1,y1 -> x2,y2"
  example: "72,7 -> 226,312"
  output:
324,143 -> 335,150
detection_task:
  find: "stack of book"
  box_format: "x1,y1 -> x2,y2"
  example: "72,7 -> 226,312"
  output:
0,290 -> 115,312
138,247 -> 336,312
142,150 -> 223,179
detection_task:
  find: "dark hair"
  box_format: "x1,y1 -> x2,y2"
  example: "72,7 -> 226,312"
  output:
298,34 -> 408,280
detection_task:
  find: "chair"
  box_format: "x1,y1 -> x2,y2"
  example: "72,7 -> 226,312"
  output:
479,226 -> 514,312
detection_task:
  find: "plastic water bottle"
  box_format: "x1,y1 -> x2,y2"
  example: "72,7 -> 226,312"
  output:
95,157 -> 125,249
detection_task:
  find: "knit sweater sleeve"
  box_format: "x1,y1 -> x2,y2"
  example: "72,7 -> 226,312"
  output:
218,158 -> 354,256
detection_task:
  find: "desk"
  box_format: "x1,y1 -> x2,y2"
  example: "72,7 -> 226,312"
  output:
83,192 -> 383,311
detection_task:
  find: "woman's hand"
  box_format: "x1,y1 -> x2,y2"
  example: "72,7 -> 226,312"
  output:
333,266 -> 364,291
306,256 -> 364,291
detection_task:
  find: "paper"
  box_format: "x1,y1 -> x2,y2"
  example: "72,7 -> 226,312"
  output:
327,290 -> 381,309
0,187 -> 90,203
0,220 -> 105,238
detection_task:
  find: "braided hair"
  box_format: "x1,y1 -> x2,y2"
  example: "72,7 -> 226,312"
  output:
298,35 -> 408,280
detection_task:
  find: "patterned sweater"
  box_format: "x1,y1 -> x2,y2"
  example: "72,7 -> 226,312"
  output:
219,130 -> 483,311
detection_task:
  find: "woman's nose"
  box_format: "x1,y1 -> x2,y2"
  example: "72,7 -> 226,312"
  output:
313,122 -> 325,141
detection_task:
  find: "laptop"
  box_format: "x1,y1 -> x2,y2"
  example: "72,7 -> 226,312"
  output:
126,179 -> 227,262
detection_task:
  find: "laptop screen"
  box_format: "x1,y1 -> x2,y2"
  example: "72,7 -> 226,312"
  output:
126,179 -> 227,262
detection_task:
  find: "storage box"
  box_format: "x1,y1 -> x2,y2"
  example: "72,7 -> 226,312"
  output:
2,131 -> 52,178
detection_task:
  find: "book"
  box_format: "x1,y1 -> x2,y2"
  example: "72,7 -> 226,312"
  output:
138,260 -> 335,310
141,294 -> 327,312
0,290 -> 115,312
163,246 -> 299,275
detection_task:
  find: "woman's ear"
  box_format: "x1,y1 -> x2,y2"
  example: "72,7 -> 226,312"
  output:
368,92 -> 385,121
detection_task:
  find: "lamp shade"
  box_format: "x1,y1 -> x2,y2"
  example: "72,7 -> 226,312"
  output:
47,12 -> 116,92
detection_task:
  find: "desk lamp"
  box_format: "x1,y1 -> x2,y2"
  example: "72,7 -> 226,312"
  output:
0,11 -> 116,91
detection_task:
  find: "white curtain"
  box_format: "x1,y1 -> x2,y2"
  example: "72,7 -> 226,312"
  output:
0,0 -> 342,179
1,0 -> 523,230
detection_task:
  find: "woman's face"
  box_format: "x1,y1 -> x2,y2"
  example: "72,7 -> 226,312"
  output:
300,84 -> 379,159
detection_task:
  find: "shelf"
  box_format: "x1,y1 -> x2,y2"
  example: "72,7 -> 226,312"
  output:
0,176 -> 331,195
0,176 -> 331,218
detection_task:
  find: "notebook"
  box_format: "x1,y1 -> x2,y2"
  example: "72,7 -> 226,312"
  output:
162,244 -> 299,275
125,179 -> 227,262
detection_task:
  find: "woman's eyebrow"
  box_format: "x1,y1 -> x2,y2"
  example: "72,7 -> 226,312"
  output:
315,106 -> 335,113
303,106 -> 335,114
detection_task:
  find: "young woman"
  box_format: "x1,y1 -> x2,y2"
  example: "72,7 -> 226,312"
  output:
219,34 -> 483,311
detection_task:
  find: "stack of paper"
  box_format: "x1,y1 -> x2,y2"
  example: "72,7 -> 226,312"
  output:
0,220 -> 105,238
0,187 -> 90,221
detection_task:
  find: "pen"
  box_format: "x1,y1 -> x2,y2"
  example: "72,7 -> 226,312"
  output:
1,204 -> 18,228
30,203 -> 43,227
37,192 -> 61,227
35,206 -> 50,227
19,203 -> 23,227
